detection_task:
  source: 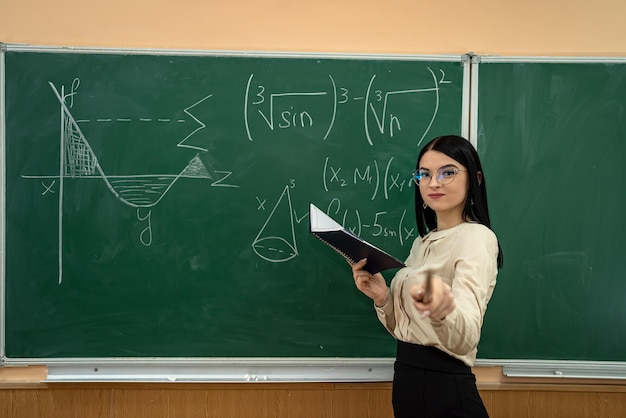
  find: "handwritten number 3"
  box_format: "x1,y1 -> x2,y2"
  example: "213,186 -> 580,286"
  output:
252,85 -> 265,105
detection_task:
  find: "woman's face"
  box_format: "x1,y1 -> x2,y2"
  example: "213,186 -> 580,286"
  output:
417,150 -> 469,221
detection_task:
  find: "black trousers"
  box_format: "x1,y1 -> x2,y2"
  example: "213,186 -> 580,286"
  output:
392,341 -> 489,418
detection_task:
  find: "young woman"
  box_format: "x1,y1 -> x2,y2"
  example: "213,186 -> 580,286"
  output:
351,135 -> 503,418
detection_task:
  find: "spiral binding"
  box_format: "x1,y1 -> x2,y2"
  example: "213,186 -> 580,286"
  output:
311,232 -> 356,265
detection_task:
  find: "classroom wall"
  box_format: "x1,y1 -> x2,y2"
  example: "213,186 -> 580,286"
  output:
1,0 -> 626,56
3,0 -> 626,417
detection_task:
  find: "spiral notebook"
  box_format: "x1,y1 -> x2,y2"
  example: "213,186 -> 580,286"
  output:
309,203 -> 405,274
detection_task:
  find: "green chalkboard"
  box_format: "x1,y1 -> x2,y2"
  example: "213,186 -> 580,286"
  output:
2,48 -> 465,359
476,60 -> 626,362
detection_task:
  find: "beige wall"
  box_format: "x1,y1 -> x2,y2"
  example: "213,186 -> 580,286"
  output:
2,0 -> 625,55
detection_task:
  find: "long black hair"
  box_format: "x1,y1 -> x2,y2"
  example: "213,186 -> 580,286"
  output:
414,135 -> 503,268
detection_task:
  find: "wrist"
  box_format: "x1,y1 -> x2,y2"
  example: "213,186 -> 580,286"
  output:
374,288 -> 391,308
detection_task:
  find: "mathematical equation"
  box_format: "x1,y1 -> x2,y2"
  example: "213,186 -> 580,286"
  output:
322,155 -> 413,201
322,197 -> 415,247
245,67 -> 452,147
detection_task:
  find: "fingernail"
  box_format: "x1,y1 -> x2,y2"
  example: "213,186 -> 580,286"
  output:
421,310 -> 430,319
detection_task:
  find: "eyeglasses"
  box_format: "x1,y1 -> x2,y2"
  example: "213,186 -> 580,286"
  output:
413,166 -> 466,186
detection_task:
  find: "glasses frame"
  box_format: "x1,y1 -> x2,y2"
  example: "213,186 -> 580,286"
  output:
412,166 -> 467,186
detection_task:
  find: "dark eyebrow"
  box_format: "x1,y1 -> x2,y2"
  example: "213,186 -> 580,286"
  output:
419,164 -> 459,171
439,164 -> 459,170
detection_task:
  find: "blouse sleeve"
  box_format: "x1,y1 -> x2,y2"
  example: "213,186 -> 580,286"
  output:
430,226 -> 498,356
373,238 -> 423,337
374,289 -> 396,333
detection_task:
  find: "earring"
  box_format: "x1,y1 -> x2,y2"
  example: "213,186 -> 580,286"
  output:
470,199 -> 475,206
423,202 -> 427,209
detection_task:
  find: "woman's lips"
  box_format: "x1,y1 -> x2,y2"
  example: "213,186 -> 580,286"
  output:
428,193 -> 445,199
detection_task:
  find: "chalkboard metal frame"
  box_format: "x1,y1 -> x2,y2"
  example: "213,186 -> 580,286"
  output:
11,357 -> 396,382
0,44 -> 6,364
471,55 -> 626,380
0,43 -> 470,381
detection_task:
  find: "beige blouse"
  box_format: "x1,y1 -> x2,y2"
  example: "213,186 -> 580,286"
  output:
375,222 -> 499,366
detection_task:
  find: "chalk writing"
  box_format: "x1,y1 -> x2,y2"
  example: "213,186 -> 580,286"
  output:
322,156 -> 413,200
23,79 -> 238,283
252,184 -> 298,263
365,67 -> 447,146
244,74 -> 337,141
